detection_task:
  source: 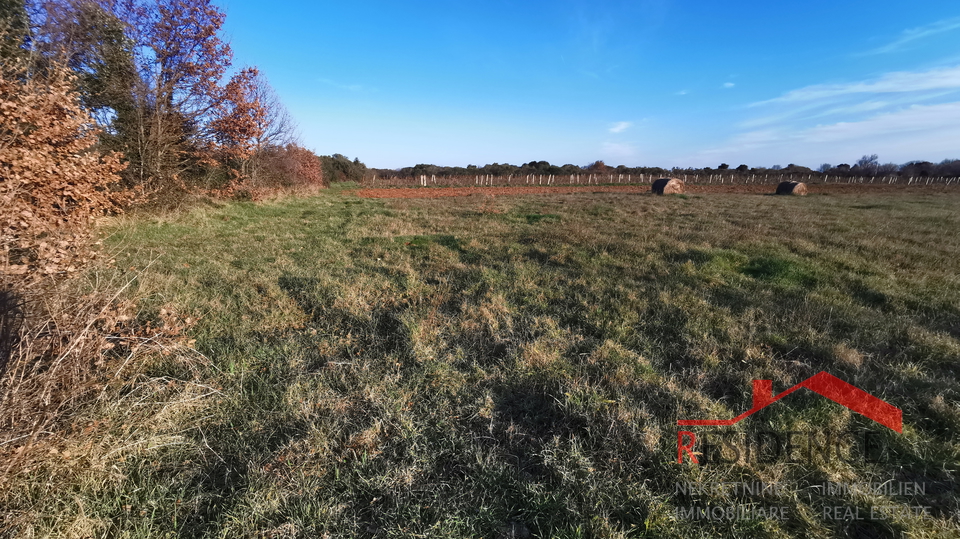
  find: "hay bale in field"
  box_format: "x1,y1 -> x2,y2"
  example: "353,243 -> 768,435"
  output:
652,177 -> 684,195
776,181 -> 807,195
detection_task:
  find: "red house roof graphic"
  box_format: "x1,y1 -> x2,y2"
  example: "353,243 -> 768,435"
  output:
677,371 -> 902,432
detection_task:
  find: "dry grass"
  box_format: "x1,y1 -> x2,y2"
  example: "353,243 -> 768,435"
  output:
2,188 -> 958,538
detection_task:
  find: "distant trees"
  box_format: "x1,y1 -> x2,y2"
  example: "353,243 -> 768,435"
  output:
10,0 -> 302,195
937,159 -> 960,176
372,155 -> 960,183
257,144 -> 324,188
322,154 -> 367,183
877,162 -> 898,175
783,164 -> 813,174
856,154 -> 879,176
520,160 -> 563,176
900,161 -> 935,178
586,160 -> 608,173
372,160 -> 671,181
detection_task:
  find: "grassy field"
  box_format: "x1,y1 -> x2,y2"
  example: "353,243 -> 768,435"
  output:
3,185 -> 959,538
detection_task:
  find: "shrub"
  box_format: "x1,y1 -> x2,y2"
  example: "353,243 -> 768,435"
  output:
1,59 -> 128,280
256,144 -> 325,188
0,55 -> 137,465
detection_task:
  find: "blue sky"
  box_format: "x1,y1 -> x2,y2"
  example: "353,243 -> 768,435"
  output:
220,0 -> 960,170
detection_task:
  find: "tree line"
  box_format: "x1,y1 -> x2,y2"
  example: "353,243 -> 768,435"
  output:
346,155 -> 960,182
816,155 -> 960,179
2,0 -> 325,277
357,160 -> 668,181
17,0 -> 323,192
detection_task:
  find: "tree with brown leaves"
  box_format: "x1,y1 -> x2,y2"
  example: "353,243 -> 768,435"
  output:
209,67 -> 267,181
117,0 -> 233,187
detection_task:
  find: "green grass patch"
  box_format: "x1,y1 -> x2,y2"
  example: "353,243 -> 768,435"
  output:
740,254 -> 820,287
523,212 -> 562,224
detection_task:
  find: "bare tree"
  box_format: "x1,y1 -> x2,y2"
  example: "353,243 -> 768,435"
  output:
877,163 -> 898,175
251,72 -> 295,149
247,70 -> 297,184
856,154 -> 879,176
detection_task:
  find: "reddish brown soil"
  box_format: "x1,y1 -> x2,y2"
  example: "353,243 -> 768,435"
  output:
355,182 -> 958,199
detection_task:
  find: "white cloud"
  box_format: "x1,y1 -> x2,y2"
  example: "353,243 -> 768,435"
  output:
742,88 -> 960,129
803,102 -> 960,142
751,65 -> 960,106
723,82 -> 735,88
609,121 -> 632,133
699,101 -> 960,166
861,17 -> 960,55
819,100 -> 889,116
648,67 -> 960,168
675,90 -> 688,96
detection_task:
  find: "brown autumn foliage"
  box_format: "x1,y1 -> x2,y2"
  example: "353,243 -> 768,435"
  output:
586,160 -> 608,173
256,143 -> 326,189
208,143 -> 325,200
0,2 -> 308,479
29,1 -> 305,199
0,53 -> 149,467
0,58 -> 129,281
109,0 -> 234,189
209,66 -> 267,181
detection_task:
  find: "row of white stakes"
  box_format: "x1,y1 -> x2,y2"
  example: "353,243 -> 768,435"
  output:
403,174 -> 956,187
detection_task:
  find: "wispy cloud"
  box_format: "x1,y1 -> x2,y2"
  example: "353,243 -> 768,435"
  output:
700,101 -> 960,165
609,121 -> 632,133
751,65 -> 960,106
861,17 -> 960,55
722,82 -> 735,88
698,63 -> 960,168
802,102 -> 960,142
675,90 -> 688,96
819,100 -> 889,116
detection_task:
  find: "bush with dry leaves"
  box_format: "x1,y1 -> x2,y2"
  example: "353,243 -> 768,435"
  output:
1,59 -> 129,281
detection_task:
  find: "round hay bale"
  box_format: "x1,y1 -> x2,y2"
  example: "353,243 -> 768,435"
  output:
776,181 -> 807,195
652,177 -> 684,195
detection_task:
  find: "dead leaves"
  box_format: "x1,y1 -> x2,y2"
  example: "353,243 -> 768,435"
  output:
1,62 -> 130,281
